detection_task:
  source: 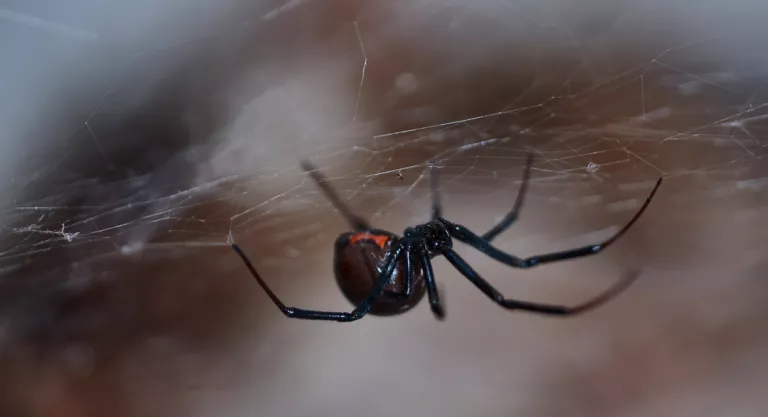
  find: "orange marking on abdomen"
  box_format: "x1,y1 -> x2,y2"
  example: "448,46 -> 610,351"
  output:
349,233 -> 391,249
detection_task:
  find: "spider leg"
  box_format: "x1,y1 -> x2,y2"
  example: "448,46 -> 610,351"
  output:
443,249 -> 640,316
430,164 -> 443,219
418,245 -> 445,319
232,241 -> 406,322
379,242 -> 444,318
481,152 -> 533,242
301,160 -> 371,231
449,177 -> 662,268
380,242 -> 414,299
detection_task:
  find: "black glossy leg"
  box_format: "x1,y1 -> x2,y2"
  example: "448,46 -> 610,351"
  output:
443,249 -> 640,316
419,247 -> 444,319
482,152 -> 534,242
430,164 -> 442,220
232,241 -> 405,322
382,243 -> 414,298
301,160 -> 371,231
450,177 -> 662,268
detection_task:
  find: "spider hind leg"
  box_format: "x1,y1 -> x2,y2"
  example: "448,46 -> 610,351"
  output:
301,160 -> 371,231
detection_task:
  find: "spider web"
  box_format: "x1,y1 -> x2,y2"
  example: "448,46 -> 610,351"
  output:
2,1 -> 766,265
3,0 -> 768,414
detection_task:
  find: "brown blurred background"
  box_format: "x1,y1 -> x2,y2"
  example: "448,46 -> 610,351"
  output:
2,1 -> 768,416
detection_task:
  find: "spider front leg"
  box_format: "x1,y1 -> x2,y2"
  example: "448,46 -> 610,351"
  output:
428,153 -> 534,242
232,241 -> 406,322
481,152 -> 533,242
449,177 -> 662,268
443,249 -> 640,316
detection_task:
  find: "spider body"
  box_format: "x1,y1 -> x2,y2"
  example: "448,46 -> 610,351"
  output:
334,230 -> 427,316
232,154 -> 662,322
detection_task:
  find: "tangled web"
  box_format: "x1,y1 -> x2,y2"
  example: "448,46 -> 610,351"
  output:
2,0 -> 768,283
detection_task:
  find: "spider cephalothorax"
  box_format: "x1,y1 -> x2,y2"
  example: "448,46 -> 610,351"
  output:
232,154 -> 662,322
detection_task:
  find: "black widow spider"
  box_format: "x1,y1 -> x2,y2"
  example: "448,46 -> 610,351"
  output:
232,154 -> 662,322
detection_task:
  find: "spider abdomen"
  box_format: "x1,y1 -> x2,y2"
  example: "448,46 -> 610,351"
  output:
333,230 -> 426,316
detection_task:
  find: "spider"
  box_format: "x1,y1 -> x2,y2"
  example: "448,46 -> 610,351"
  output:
232,154 -> 662,322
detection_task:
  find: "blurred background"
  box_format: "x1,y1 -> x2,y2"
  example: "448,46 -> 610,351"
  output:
2,0 -> 768,416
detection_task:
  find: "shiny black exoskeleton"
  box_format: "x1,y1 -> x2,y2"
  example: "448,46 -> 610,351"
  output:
232,154 -> 662,322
